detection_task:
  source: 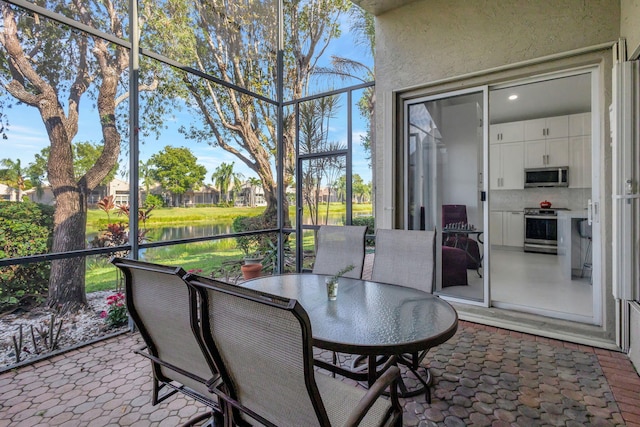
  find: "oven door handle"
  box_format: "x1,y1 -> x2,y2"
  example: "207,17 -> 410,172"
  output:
524,215 -> 557,220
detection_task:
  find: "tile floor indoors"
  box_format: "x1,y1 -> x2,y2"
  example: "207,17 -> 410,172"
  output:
1,321 -> 639,427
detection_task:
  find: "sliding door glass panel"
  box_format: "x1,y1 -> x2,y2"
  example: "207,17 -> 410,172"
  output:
405,89 -> 486,303
488,72 -> 599,324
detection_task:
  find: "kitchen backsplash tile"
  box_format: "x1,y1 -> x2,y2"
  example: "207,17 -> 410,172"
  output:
490,188 -> 590,211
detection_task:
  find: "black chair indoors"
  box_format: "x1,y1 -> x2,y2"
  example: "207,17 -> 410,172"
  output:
442,204 -> 482,273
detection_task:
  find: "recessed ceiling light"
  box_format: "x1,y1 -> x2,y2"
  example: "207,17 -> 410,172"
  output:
508,94 -> 518,101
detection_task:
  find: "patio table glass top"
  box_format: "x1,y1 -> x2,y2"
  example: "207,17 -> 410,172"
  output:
241,273 -> 458,356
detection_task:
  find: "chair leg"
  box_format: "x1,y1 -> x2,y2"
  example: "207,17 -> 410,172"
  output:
180,411 -> 222,427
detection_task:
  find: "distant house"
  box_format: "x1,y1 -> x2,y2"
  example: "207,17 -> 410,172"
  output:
236,182 -> 266,207
87,178 -> 130,207
25,186 -> 55,205
183,184 -> 219,207
0,183 -> 18,201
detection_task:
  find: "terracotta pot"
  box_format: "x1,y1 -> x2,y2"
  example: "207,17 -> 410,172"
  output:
241,263 -> 262,279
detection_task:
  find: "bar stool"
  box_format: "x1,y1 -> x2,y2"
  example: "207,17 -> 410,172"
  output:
578,220 -> 592,281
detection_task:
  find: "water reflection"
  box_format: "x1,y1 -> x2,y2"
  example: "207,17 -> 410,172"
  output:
146,224 -> 233,241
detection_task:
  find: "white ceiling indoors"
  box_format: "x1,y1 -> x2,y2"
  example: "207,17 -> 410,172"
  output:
489,73 -> 591,124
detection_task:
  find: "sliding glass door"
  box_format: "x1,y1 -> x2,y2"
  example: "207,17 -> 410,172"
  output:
404,88 -> 489,304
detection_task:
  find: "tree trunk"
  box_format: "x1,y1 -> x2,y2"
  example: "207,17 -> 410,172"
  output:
48,187 -> 88,311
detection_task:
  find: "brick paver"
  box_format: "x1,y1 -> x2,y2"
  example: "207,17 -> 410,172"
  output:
1,322 -> 638,426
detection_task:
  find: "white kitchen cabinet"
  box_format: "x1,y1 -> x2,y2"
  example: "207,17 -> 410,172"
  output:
524,137 -> 569,168
490,211 -> 504,245
490,121 -> 524,144
490,141 -> 524,190
504,211 -> 524,247
524,115 -> 569,140
569,135 -> 592,188
569,112 -> 591,136
490,210 -> 524,247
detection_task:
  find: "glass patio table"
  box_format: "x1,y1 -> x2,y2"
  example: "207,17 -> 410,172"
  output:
242,273 -> 459,390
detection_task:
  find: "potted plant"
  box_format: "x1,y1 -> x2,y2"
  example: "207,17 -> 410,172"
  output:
325,264 -> 355,300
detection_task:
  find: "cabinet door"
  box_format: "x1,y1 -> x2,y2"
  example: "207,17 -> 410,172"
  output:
490,124 -> 501,144
569,135 -> 591,188
500,121 -> 524,143
524,118 -> 546,140
569,112 -> 591,136
546,137 -> 569,167
490,211 -> 503,245
524,139 -> 546,168
489,144 -> 502,189
545,115 -> 569,138
501,142 -> 524,189
504,211 -> 524,247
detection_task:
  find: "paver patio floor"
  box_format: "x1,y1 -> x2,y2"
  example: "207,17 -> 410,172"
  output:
1,320 -> 639,426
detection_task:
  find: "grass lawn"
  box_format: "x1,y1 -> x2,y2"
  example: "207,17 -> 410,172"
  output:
84,203 -> 372,293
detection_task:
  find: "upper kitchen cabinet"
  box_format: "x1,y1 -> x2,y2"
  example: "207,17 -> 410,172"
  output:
524,115 -> 570,168
490,141 -> 524,190
569,112 -> 591,136
490,121 -> 524,144
569,136 -> 592,188
568,112 -> 592,188
524,116 -> 569,140
524,137 -> 569,168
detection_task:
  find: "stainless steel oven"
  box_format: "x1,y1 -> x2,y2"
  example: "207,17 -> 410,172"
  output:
523,208 -> 566,254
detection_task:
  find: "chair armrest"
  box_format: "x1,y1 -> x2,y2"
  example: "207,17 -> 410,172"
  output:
343,357 -> 401,427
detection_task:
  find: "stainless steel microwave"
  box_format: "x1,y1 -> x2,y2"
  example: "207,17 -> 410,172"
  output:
524,167 -> 569,188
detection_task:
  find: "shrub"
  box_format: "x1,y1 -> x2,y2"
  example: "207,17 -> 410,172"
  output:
100,292 -> 128,327
232,215 -> 275,257
144,194 -> 164,208
0,201 -> 54,312
352,216 -> 375,234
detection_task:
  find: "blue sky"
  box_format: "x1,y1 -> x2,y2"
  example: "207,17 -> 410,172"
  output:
1,9 -> 373,187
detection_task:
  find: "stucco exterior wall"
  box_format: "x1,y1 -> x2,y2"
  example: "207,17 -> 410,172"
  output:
621,0 -> 640,58
374,0 -> 619,228
372,0 -> 621,345
631,303 -> 640,370
374,0 -> 619,93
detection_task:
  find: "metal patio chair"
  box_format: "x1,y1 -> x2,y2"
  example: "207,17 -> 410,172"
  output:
312,225 -> 367,279
110,257 -> 224,426
368,228 -> 437,402
185,274 -> 403,427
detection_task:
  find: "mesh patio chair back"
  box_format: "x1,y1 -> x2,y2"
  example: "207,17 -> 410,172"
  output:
110,257 -> 220,412
312,225 -> 367,279
371,229 -> 436,293
369,229 -> 438,402
186,275 -> 402,427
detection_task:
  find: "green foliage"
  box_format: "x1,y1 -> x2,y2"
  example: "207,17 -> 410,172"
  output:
211,162 -> 244,204
232,215 -> 274,257
352,215 -> 374,235
144,194 -> 164,208
0,201 -> 54,312
27,144 -> 119,187
148,146 -> 207,204
100,292 -> 128,328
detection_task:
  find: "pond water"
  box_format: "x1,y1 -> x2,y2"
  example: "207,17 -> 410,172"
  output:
145,223 -> 233,241
87,211 -> 369,247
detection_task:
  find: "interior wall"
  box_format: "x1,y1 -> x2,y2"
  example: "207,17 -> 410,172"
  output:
441,103 -> 481,226
621,0 -> 640,59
